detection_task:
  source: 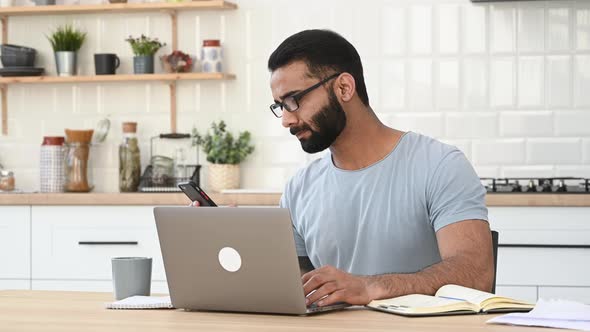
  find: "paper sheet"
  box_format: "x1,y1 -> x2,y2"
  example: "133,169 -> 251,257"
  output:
487,299 -> 590,331
105,295 -> 174,310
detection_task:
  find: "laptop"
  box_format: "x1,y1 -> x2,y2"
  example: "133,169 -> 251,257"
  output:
153,207 -> 350,315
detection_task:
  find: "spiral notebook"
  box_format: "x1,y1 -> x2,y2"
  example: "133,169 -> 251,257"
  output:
105,296 -> 174,310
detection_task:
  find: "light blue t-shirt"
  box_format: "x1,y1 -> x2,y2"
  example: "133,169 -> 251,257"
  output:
280,132 -> 488,276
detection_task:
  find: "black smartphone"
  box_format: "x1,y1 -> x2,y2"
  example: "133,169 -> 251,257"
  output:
178,181 -> 217,207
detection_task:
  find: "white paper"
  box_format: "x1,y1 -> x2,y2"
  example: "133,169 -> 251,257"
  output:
105,296 -> 174,310
487,299 -> 590,331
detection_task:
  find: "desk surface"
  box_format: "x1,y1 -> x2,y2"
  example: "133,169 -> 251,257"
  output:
0,290 -> 549,332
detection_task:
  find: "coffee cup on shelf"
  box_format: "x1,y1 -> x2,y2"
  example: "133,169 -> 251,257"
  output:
94,53 -> 120,75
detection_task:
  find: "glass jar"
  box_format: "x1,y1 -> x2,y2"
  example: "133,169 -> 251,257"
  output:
151,155 -> 174,186
119,122 -> 141,192
64,142 -> 93,192
0,169 -> 15,191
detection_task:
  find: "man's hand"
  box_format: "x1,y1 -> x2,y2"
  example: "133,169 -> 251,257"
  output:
302,265 -> 373,306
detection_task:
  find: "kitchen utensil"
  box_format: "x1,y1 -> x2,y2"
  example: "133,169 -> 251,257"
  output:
92,117 -> 110,144
0,67 -> 44,77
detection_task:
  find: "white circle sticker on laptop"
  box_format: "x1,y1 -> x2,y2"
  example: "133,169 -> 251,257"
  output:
218,247 -> 242,272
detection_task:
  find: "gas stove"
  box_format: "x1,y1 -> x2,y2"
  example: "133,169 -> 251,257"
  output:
481,177 -> 590,194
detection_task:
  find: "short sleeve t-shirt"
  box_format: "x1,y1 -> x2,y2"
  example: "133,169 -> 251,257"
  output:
280,132 -> 488,275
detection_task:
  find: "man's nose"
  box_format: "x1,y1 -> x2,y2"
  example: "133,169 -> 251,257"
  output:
281,109 -> 297,128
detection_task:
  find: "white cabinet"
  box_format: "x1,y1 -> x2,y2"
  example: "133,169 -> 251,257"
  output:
31,206 -> 166,292
489,207 -> 590,302
0,206 -> 30,290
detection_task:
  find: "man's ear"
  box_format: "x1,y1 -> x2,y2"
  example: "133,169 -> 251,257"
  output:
335,73 -> 356,103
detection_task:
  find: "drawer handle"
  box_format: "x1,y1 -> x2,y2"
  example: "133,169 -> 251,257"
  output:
499,244 -> 590,249
78,241 -> 139,245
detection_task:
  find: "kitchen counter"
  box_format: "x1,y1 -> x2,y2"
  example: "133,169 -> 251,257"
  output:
1,192 -> 590,206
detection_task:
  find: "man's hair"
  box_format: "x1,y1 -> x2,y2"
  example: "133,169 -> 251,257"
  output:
267,29 -> 369,106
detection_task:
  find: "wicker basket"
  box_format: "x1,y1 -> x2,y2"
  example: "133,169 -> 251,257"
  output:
208,164 -> 239,192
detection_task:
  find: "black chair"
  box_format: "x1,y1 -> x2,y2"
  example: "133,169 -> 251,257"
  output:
491,230 -> 499,294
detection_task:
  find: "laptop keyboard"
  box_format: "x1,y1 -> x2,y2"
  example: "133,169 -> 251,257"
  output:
306,302 -> 349,313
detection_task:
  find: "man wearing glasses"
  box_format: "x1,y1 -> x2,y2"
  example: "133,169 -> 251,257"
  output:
268,30 -> 493,307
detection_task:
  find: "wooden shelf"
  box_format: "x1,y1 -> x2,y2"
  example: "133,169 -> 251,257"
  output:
0,0 -> 237,135
0,0 -> 236,17
0,72 -> 235,84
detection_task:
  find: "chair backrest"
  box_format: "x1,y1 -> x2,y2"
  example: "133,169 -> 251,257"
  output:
491,230 -> 499,294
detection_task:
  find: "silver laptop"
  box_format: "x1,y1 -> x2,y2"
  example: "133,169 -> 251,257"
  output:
153,207 -> 350,315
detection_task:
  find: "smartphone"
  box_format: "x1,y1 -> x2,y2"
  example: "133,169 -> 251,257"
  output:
178,181 -> 217,207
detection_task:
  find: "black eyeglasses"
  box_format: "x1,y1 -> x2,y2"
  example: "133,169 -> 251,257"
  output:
269,72 -> 341,118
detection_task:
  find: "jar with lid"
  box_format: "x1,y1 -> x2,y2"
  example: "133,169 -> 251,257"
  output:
40,136 -> 65,193
0,169 -> 15,191
201,39 -> 222,73
119,122 -> 141,192
64,129 -> 94,192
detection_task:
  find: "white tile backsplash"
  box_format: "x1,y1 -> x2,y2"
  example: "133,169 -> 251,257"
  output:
2,0 -> 590,193
490,57 -> 515,108
500,111 -> 553,138
463,58 -> 488,109
410,5 -> 432,55
491,3 -> 516,53
473,139 -> 526,165
574,55 -> 590,107
518,56 -> 545,107
463,4 -> 487,54
546,6 -> 571,51
546,56 -> 572,108
527,138 -> 582,165
575,2 -> 590,50
517,3 -> 545,53
438,4 -> 460,54
556,111 -> 590,136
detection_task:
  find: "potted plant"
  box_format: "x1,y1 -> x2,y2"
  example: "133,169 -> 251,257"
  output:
47,25 -> 86,76
125,35 -> 166,74
192,121 -> 254,192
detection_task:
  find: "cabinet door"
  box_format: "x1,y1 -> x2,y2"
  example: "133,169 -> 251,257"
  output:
0,280 -> 31,290
32,206 -> 165,282
489,207 -> 590,287
0,206 -> 30,280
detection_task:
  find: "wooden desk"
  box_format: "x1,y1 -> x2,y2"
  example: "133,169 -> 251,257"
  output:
0,290 -> 545,332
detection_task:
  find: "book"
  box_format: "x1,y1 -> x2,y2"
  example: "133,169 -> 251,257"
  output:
105,296 -> 174,310
366,284 -> 534,317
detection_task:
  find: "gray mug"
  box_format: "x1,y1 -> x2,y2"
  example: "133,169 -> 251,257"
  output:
111,257 -> 152,300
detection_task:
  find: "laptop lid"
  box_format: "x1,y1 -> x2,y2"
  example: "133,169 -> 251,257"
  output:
154,207 -> 309,315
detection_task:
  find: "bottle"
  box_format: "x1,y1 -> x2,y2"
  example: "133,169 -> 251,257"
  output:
174,147 -> 186,183
64,129 -> 94,192
119,122 -> 141,192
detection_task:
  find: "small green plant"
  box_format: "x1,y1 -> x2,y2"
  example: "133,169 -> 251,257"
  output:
192,121 -> 255,165
125,35 -> 166,56
47,25 -> 87,52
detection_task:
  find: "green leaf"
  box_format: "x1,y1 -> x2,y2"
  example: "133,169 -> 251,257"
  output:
190,121 -> 255,165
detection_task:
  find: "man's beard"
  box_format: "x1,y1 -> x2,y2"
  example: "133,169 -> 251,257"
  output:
289,90 -> 347,154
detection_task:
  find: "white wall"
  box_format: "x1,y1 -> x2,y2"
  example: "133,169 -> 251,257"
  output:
0,0 -> 589,192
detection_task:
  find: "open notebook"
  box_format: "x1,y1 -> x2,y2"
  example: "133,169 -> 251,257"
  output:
367,284 -> 534,317
105,296 -> 174,310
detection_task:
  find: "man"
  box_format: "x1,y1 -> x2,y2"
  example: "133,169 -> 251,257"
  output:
268,29 -> 493,308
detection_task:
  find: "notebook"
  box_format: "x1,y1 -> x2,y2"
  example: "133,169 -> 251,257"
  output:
367,284 -> 534,317
105,296 -> 174,310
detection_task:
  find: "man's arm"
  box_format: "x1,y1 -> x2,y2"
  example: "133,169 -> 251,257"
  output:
302,219 -> 494,306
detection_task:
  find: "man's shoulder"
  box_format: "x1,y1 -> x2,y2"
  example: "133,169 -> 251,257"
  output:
403,132 -> 461,164
284,155 -> 330,195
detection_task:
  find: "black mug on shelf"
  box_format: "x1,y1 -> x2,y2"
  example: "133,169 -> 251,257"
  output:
94,53 -> 120,75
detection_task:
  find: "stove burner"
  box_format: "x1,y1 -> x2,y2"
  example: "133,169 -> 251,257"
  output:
481,177 -> 590,194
